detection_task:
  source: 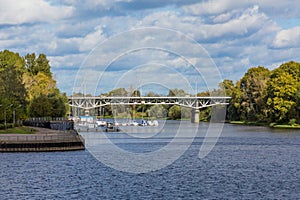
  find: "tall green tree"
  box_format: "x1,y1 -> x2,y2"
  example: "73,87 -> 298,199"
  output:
0,50 -> 27,122
266,61 -> 300,123
25,53 -> 52,77
239,66 -> 270,122
219,79 -> 239,121
28,93 -> 67,118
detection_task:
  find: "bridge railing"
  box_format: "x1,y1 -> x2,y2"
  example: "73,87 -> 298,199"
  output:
68,96 -> 231,109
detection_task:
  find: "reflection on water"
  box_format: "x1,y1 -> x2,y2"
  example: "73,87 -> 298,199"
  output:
0,121 -> 299,199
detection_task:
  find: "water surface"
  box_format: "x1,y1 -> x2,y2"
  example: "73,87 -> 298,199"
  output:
0,122 -> 299,199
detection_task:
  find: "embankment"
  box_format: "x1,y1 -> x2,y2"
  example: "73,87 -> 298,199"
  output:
0,125 -> 85,152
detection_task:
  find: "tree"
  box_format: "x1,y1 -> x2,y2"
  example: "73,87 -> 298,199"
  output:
23,72 -> 58,100
28,93 -> 67,117
25,53 -> 52,77
266,61 -> 300,123
168,105 -> 181,119
36,54 -> 52,77
238,66 -> 270,122
168,88 -> 187,97
147,105 -> 167,119
29,94 -> 52,117
146,91 -> 160,97
0,50 -> 27,123
24,53 -> 37,75
130,89 -> 141,97
108,88 -> 128,97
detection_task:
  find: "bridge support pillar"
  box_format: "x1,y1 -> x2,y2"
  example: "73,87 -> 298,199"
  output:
191,108 -> 199,123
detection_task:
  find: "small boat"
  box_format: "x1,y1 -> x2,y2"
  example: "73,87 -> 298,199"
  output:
104,122 -> 120,132
147,120 -> 159,126
96,120 -> 107,127
129,121 -> 139,126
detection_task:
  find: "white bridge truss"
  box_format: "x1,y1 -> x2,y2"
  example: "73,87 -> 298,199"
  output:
68,96 -> 231,110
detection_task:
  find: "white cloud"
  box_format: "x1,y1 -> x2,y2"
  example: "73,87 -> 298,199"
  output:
0,0 -> 74,24
1,0 -> 300,95
272,26 -> 300,48
79,28 -> 105,52
183,0 -> 300,19
183,0 -> 248,15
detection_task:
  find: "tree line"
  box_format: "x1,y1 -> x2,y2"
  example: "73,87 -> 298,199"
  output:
221,61 -> 300,125
2,48 -> 298,125
80,61 -> 300,125
0,50 -> 67,127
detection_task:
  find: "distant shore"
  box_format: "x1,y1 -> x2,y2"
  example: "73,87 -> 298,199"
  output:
0,126 -> 85,152
230,121 -> 300,129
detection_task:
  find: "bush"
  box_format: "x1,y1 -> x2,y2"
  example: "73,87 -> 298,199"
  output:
288,118 -> 297,126
0,123 -> 14,130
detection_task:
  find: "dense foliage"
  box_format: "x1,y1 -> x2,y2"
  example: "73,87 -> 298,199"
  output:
0,50 -> 67,125
3,49 -> 296,125
224,61 -> 300,124
71,61 -> 299,124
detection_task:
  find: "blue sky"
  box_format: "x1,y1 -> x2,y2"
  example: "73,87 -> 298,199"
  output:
0,0 -> 300,95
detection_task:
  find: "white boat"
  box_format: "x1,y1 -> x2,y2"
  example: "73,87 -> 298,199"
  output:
147,120 -> 159,126
96,120 -> 107,127
129,121 -> 139,126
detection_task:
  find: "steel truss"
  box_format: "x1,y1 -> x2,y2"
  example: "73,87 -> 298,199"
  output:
68,96 -> 231,110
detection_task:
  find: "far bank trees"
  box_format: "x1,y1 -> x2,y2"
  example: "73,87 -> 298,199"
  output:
225,61 -> 300,124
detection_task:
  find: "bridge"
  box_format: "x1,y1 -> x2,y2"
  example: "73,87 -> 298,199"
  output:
68,96 -> 231,123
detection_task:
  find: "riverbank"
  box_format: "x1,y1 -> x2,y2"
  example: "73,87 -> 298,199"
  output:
0,126 -> 85,152
230,121 -> 300,129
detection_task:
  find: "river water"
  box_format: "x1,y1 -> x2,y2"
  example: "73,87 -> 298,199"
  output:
0,121 -> 299,199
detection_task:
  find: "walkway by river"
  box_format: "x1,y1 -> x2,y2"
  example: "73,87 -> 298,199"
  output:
0,127 -> 84,152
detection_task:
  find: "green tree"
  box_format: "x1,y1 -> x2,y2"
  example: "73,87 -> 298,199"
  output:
168,105 -> 181,119
238,66 -> 270,122
0,50 -> 27,123
168,88 -> 187,97
25,53 -> 52,77
266,61 -> 300,123
28,93 -> 67,117
130,89 -> 141,97
147,105 -> 167,119
29,94 -> 52,117
108,88 -> 128,97
24,53 -> 37,75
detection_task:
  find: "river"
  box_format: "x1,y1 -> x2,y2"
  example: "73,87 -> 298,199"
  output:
0,121 -> 299,199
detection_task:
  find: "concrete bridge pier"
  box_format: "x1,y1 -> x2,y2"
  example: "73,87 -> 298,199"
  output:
191,108 -> 199,123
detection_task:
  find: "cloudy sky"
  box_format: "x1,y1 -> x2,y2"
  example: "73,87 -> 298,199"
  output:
1,0 -> 300,95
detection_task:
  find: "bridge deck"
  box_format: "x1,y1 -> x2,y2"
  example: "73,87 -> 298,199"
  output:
68,96 -> 231,109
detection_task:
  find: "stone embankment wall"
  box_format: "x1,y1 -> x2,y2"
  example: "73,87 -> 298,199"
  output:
0,120 -> 85,152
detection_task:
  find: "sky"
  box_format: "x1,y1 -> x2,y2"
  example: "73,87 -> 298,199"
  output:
0,0 -> 300,96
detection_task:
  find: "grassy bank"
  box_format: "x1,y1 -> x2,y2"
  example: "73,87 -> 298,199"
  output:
270,124 -> 300,129
230,121 -> 300,129
229,121 -> 267,126
0,126 -> 36,134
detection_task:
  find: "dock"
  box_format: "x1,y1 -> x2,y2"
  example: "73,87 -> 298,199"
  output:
0,127 -> 85,152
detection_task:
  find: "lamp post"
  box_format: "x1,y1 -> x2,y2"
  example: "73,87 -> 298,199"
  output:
0,105 -> 2,124
13,105 -> 22,126
5,104 -> 13,129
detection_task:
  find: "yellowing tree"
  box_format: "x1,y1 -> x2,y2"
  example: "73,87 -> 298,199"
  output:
23,72 -> 58,100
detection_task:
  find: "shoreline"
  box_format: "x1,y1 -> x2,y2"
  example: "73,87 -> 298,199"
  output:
0,126 -> 85,152
229,121 -> 300,129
